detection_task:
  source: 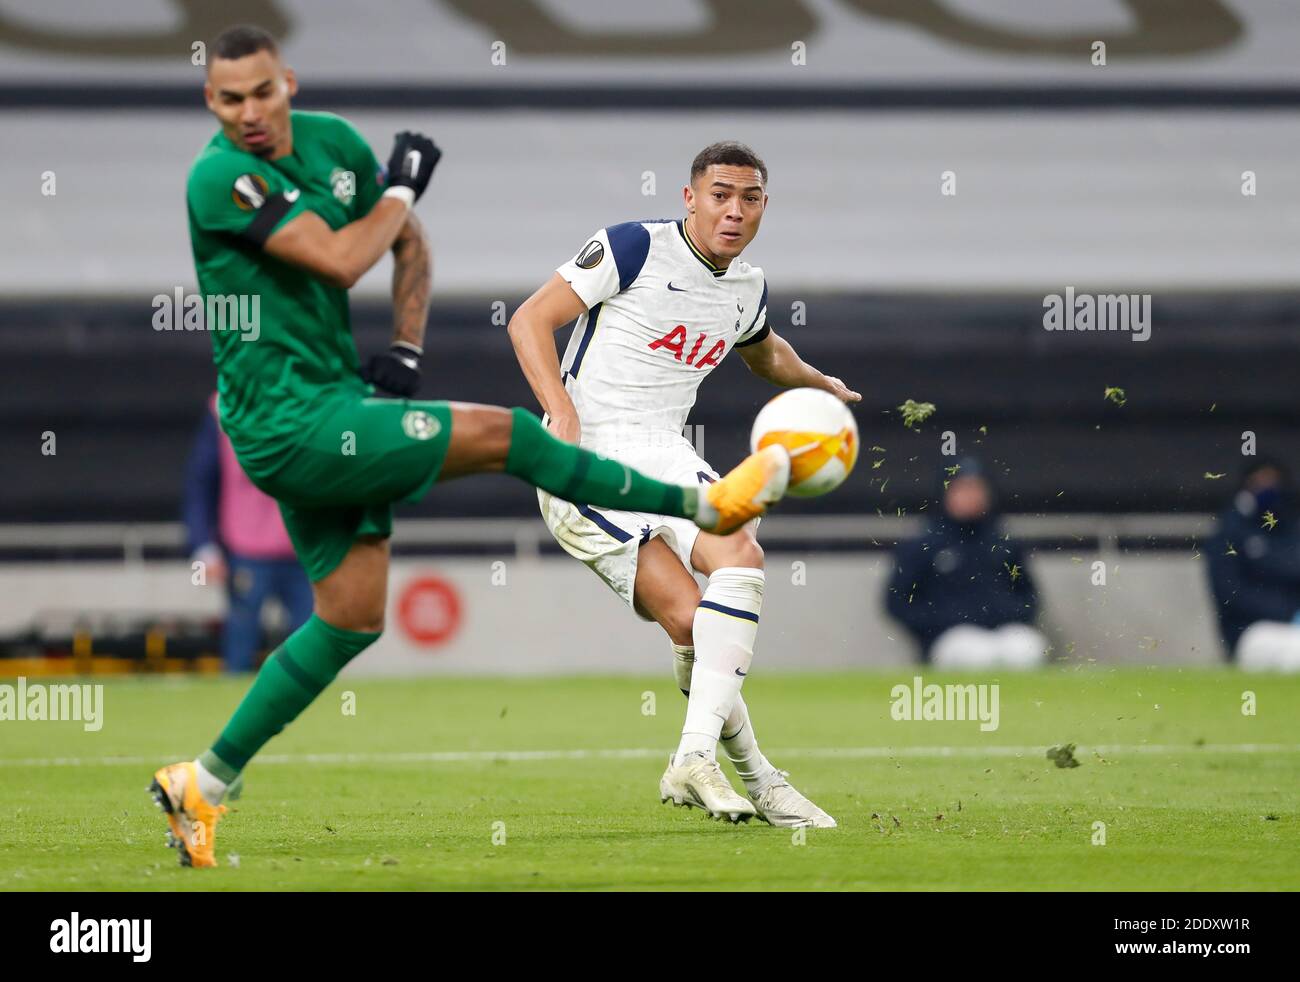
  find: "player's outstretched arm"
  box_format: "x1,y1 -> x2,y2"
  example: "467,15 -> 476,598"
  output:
736,329 -> 862,403
507,272 -> 589,442
264,131 -> 440,290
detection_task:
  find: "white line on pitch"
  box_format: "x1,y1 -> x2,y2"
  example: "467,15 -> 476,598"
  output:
2,743 -> 1298,768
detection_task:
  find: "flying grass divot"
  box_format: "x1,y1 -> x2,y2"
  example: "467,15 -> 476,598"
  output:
1046,744 -> 1081,769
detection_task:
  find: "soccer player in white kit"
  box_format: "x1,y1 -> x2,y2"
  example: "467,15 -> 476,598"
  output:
508,143 -> 860,827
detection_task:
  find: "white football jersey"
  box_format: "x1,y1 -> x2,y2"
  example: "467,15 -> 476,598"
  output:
554,219 -> 770,449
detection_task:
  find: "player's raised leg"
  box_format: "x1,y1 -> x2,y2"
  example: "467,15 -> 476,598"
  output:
437,402 -> 788,534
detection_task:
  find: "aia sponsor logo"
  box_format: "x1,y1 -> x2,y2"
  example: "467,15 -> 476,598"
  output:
647,326 -> 725,369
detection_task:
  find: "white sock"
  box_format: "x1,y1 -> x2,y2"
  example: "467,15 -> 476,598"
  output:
676,645 -> 774,790
675,567 -> 764,762
719,693 -> 782,795
672,643 -> 696,696
673,644 -> 780,794
194,759 -> 229,806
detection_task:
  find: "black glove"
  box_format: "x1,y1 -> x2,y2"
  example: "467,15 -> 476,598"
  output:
363,342 -> 422,398
385,132 -> 440,203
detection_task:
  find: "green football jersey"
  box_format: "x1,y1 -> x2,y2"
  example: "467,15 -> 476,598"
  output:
186,110 -> 385,476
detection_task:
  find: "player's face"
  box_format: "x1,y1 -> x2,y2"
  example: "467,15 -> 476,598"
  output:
204,50 -> 297,158
684,164 -> 767,262
945,476 -> 992,523
1245,466 -> 1282,493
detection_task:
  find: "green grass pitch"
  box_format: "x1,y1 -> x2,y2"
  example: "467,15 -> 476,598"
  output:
1,668 -> 1297,891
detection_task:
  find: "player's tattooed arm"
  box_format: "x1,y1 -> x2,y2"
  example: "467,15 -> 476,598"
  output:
357,213 -> 431,398
390,212 -> 432,350
737,330 -> 862,403
507,273 -> 589,442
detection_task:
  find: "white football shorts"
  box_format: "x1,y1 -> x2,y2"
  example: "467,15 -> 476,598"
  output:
538,433 -> 741,619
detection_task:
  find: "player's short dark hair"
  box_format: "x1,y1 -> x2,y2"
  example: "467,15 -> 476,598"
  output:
211,24 -> 279,61
690,142 -> 768,186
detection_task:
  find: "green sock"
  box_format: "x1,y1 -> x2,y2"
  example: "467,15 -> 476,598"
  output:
505,407 -> 698,518
200,614 -> 379,782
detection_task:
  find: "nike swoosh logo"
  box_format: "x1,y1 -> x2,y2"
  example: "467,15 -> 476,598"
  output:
735,668 -> 747,677
283,189 -> 301,202
667,282 -> 688,292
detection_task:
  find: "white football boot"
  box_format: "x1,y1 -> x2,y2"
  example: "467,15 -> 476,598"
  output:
660,752 -> 757,823
750,773 -> 837,829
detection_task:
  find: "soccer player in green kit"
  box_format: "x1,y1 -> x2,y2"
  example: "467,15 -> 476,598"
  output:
150,24 -> 791,867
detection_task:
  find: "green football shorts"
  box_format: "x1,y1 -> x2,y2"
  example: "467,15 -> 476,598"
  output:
243,396 -> 455,582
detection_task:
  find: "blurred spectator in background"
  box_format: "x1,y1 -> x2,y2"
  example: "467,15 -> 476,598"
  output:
885,457 -> 1045,669
183,394 -> 312,672
1205,456 -> 1300,671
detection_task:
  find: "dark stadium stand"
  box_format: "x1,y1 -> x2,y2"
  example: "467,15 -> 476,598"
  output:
4,293 -> 1296,524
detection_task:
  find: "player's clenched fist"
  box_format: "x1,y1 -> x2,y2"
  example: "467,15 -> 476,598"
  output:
384,131 -> 441,205
363,341 -> 423,398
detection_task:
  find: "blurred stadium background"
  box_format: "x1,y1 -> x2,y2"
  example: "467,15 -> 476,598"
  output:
2,0 -> 1298,675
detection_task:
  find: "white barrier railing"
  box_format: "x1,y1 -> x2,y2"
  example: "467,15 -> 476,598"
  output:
0,514 -> 1216,565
